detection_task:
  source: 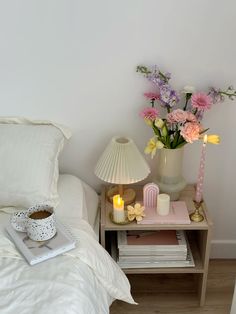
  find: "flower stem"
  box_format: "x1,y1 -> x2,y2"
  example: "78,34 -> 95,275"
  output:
220,91 -> 236,97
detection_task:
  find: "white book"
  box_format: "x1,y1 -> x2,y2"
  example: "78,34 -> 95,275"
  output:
118,230 -> 187,254
117,243 -> 195,269
6,220 -> 76,266
118,254 -> 187,262
119,249 -> 187,256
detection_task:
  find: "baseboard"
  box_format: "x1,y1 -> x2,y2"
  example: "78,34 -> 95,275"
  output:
210,240 -> 236,258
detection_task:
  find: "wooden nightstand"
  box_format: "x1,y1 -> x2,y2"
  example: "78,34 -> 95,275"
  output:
100,184 -> 213,306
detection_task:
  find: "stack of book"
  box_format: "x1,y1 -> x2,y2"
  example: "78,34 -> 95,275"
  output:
117,230 -> 194,268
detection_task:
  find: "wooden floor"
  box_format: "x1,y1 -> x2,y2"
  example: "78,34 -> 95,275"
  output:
110,259 -> 236,314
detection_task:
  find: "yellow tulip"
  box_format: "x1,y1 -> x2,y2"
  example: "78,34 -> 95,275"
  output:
206,134 -> 220,145
144,118 -> 152,126
162,125 -> 168,137
144,137 -> 164,158
154,118 -> 164,129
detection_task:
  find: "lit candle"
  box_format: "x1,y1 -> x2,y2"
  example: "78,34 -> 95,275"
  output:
195,134 -> 208,203
113,194 -> 125,223
157,193 -> 170,216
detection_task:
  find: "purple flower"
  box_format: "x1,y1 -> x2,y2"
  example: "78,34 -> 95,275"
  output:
159,84 -> 180,107
146,66 -> 171,87
195,110 -> 204,121
208,87 -> 225,104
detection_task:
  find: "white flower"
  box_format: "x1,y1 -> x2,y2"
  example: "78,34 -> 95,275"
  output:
182,85 -> 196,94
127,203 -> 145,222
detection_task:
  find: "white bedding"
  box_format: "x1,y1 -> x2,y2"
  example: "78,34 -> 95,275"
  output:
56,174 -> 99,230
0,175 -> 136,314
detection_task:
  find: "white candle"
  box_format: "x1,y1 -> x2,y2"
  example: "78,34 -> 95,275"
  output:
195,135 -> 208,203
113,195 -> 125,223
157,193 -> 170,216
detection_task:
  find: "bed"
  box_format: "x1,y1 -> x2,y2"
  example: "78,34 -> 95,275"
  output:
0,174 -> 135,314
0,118 -> 135,314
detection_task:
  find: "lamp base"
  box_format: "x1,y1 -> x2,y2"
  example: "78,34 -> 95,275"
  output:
190,201 -> 204,222
107,186 -> 136,205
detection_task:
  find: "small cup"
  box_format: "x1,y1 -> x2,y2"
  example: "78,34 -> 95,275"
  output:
11,211 -> 28,232
11,204 -> 57,241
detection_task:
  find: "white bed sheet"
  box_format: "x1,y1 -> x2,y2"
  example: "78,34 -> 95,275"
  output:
0,175 -> 136,314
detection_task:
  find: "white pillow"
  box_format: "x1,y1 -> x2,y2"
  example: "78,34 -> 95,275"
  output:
0,117 -> 71,208
56,174 -> 99,228
56,174 -> 89,222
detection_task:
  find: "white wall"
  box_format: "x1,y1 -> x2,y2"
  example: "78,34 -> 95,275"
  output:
0,0 -> 235,257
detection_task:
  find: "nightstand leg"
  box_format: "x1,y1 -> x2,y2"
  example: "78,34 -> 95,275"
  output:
100,227 -> 105,248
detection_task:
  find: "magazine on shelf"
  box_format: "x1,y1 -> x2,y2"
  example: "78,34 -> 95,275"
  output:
138,201 -> 191,225
117,241 -> 195,269
118,230 -> 187,255
6,219 -> 76,266
118,254 -> 187,262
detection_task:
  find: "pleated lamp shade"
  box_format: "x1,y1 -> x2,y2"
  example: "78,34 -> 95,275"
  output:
95,137 -> 150,204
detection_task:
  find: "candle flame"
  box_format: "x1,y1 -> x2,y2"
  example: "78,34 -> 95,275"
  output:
113,194 -> 124,209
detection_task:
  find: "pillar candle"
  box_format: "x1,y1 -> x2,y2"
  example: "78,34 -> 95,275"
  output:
157,193 -> 170,216
195,135 -> 208,203
113,194 -> 125,223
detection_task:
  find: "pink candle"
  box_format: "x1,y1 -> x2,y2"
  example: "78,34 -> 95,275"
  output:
195,135 -> 208,203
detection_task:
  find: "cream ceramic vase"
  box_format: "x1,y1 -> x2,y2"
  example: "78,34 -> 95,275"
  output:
155,147 -> 186,201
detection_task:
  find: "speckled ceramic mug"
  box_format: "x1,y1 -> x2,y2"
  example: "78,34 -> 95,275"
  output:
11,204 -> 57,241
26,205 -> 57,241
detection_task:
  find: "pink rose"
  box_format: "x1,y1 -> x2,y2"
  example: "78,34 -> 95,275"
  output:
191,93 -> 212,111
186,111 -> 197,123
180,122 -> 201,143
166,109 -> 187,124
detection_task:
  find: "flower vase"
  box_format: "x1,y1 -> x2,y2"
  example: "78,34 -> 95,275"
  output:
155,147 -> 186,201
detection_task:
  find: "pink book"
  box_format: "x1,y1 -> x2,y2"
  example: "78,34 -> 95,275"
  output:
117,230 -> 187,250
127,230 -> 179,245
138,201 -> 191,225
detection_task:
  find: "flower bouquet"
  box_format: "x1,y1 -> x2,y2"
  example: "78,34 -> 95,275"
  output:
137,65 -> 235,200
137,65 -> 236,158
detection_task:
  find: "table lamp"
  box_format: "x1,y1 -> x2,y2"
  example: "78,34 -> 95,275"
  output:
94,136 -> 150,205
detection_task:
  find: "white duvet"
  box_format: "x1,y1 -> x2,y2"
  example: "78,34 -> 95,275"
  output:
0,213 -> 136,314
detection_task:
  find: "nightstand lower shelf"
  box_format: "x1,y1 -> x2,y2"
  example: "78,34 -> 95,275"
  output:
109,231 -> 204,274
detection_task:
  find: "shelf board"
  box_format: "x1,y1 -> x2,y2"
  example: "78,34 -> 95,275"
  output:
102,184 -> 211,231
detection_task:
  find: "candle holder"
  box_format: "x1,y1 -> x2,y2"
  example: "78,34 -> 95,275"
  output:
190,201 -> 204,222
109,211 -> 130,225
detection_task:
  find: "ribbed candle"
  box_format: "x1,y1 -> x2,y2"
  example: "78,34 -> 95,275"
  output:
195,135 -> 207,203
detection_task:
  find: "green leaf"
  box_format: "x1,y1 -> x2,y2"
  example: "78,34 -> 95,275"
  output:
152,123 -> 161,138
199,128 -> 209,134
172,131 -> 180,149
175,141 -> 187,149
